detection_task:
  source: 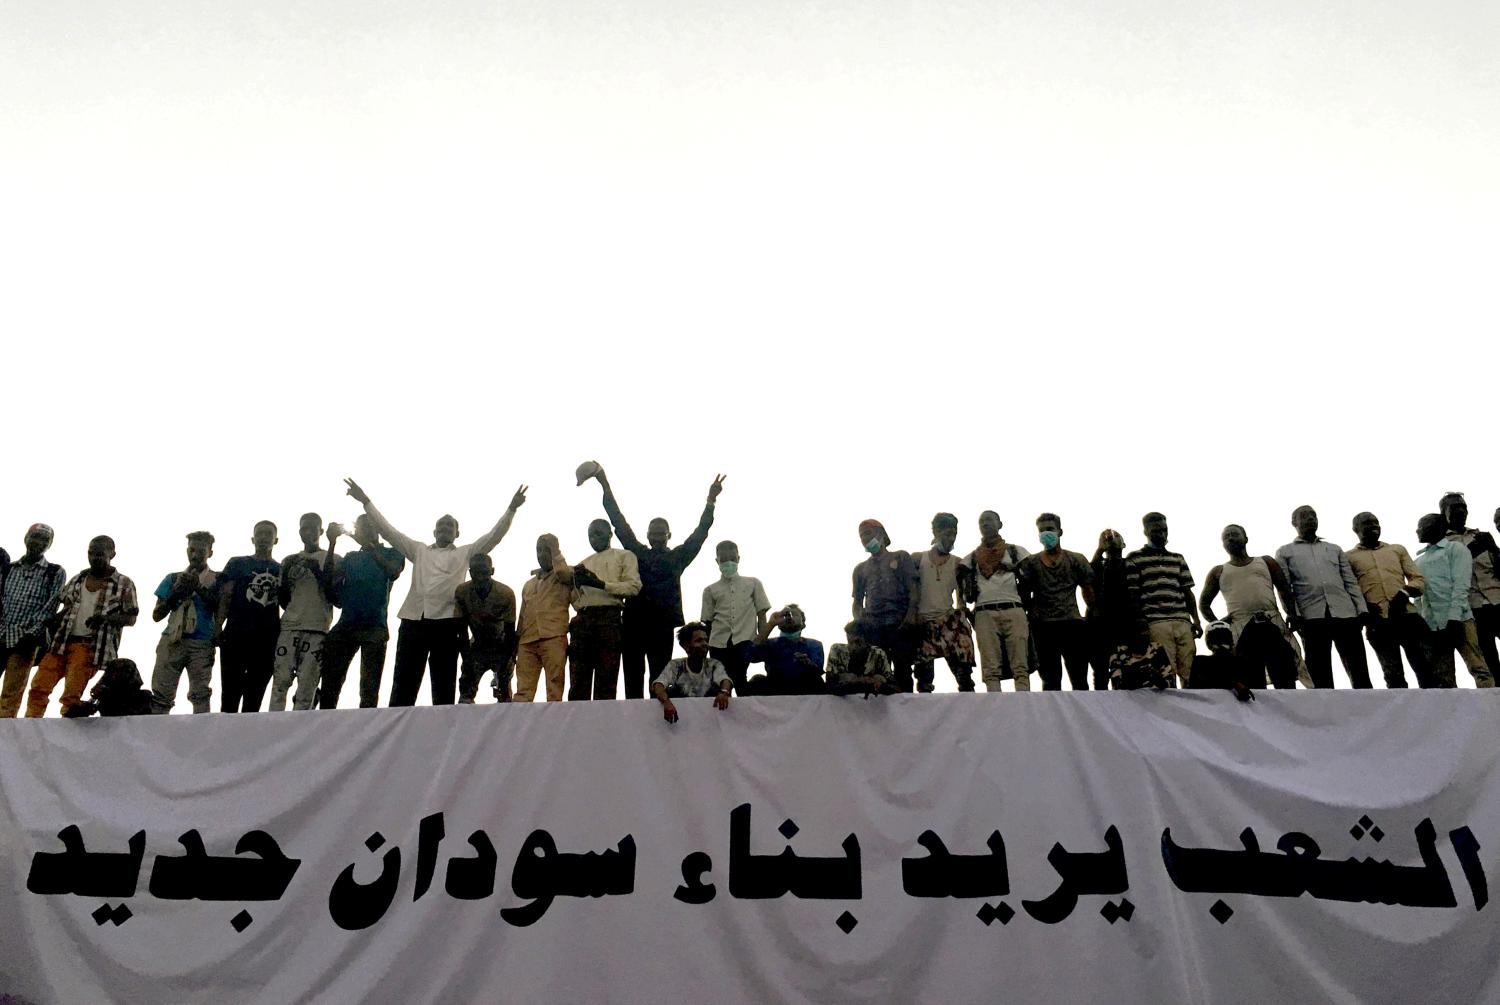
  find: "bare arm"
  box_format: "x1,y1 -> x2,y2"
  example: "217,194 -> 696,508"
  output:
1265,557 -> 1298,620
1200,565 -> 1223,623
471,485 -> 528,555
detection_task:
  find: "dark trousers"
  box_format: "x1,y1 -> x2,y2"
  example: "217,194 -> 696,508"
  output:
1366,613 -> 1433,689
391,618 -> 463,706
1032,619 -> 1090,691
1475,604 -> 1500,678
568,607 -> 622,701
320,628 -> 389,709
1298,616 -> 1371,689
622,613 -> 674,700
220,631 -> 277,713
1236,618 -> 1299,689
459,648 -> 513,703
710,641 -> 754,693
861,623 -> 917,693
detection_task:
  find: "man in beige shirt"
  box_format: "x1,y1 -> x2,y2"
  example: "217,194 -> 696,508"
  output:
516,534 -> 573,702
568,520 -> 641,700
1346,512 -> 1430,688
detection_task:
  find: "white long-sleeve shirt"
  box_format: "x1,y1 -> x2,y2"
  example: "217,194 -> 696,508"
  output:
364,503 -> 517,621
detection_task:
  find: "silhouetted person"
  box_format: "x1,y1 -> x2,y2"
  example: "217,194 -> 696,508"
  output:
1275,505 -> 1370,688
852,519 -> 918,692
1346,512 -> 1432,688
1415,513 -> 1487,688
743,604 -> 825,695
962,511 -> 1031,691
1086,529 -> 1130,691
214,521 -> 281,712
1440,492 -> 1500,681
569,518 -> 641,700
1018,513 -> 1095,690
457,554 -> 517,703
346,478 -> 526,706
701,539 -> 769,693
826,620 -> 896,696
270,513 -> 341,710
590,466 -> 723,699
63,658 -> 153,718
912,513 -> 976,692
515,534 -> 572,702
1,524 -> 66,718
320,515 -> 405,709
149,531 -> 220,714
1184,622 -> 1256,701
652,621 -> 731,723
27,536 -> 138,717
1200,524 -> 1299,689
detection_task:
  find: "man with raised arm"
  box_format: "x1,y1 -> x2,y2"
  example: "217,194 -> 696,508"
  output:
1275,505 -> 1370,688
589,466 -> 723,699
1,524 -> 67,717
1199,524 -> 1300,689
345,478 -> 527,706
1345,512 -> 1431,688
568,519 -> 642,701
26,536 -> 138,717
215,521 -> 282,712
149,531 -> 220,714
320,514 -> 405,708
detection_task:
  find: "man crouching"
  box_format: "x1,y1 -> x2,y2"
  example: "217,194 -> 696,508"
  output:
651,621 -> 731,724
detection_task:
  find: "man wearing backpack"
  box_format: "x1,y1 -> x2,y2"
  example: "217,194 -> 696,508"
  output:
962,511 -> 1032,691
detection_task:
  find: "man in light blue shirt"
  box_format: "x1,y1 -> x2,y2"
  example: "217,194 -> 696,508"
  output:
1414,513 -> 1492,688
1275,506 -> 1370,688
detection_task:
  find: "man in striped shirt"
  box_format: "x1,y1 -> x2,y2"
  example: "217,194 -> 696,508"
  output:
1124,512 -> 1202,686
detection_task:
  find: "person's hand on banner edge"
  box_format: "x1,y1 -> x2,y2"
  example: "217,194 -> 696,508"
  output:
662,698 -> 678,724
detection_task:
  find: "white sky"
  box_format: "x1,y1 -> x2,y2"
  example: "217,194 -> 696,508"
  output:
3,0 -> 1497,707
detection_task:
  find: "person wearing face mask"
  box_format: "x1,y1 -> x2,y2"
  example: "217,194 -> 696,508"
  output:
743,604 -> 825,695
345,477 -> 528,706
1017,513 -> 1096,690
568,519 -> 641,701
700,540 -> 770,693
1274,505 -> 1370,689
852,519 -> 920,692
912,513 -> 977,692
1124,512 -> 1203,687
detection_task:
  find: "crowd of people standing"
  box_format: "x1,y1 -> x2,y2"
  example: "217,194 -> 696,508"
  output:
2,470 -> 1497,722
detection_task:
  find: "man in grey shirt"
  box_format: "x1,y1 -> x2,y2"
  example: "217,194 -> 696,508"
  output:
1274,505 -> 1370,689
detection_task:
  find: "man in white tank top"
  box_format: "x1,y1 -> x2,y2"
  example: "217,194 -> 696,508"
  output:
1200,524 -> 1301,689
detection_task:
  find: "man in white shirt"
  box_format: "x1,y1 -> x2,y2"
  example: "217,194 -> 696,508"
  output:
345,478 -> 526,705
568,519 -> 641,700
701,540 -> 770,693
961,511 -> 1032,692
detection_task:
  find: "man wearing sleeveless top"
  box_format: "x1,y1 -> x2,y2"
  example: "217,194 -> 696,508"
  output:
1345,512 -> 1432,688
962,511 -> 1032,691
911,513 -> 976,692
1200,524 -> 1300,688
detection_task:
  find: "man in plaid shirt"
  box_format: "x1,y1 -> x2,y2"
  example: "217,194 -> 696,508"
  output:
25,535 -> 138,717
1,524 -> 67,717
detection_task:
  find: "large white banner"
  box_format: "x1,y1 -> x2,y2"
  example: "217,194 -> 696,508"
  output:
1,692 -> 1496,1004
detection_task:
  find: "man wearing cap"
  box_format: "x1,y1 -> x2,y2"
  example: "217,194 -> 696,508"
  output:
26,535 -> 138,717
585,464 -> 724,699
852,519 -> 919,692
1,525 -> 67,717
345,478 -> 527,705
